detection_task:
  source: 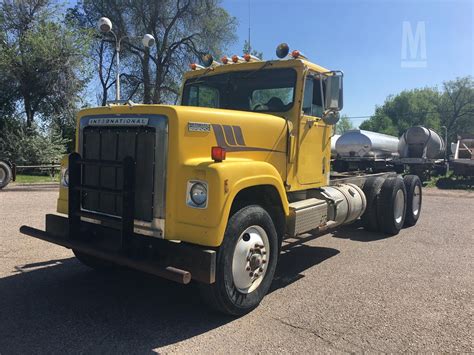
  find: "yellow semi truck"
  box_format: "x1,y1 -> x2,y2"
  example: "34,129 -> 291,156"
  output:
20,43 -> 423,315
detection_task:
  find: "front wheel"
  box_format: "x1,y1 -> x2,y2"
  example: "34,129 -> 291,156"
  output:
200,205 -> 279,316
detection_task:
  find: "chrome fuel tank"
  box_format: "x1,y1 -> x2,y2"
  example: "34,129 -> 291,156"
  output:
398,126 -> 445,159
335,130 -> 399,159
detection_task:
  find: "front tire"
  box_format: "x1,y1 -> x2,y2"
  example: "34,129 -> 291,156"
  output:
200,205 -> 278,316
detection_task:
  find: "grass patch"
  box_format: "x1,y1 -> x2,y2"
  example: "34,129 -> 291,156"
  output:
14,174 -> 59,184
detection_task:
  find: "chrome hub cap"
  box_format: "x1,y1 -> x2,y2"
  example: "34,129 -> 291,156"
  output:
412,185 -> 421,216
0,168 -> 5,184
232,225 -> 270,294
394,189 -> 405,224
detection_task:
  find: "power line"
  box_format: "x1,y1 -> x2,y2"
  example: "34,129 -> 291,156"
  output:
344,109 -> 458,121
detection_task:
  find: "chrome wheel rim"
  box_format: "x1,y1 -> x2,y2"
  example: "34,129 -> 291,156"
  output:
232,225 -> 270,294
412,185 -> 421,216
394,189 -> 405,224
0,168 -> 5,184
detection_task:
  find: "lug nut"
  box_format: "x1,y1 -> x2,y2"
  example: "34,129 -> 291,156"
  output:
259,267 -> 264,272
249,272 -> 254,277
262,251 -> 266,255
246,266 -> 251,271
262,260 -> 267,264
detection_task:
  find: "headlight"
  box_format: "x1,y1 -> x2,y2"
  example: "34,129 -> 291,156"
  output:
187,181 -> 208,208
61,167 -> 69,187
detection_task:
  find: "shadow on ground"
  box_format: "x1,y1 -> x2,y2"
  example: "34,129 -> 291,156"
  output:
0,239 -> 339,353
331,220 -> 392,242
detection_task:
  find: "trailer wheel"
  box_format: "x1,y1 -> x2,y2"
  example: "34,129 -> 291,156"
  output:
73,250 -> 117,271
403,175 -> 422,227
376,176 -> 407,235
361,176 -> 385,232
0,161 -> 12,189
199,205 -> 278,316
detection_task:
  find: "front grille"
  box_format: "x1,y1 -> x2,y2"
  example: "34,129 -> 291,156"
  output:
81,126 -> 156,221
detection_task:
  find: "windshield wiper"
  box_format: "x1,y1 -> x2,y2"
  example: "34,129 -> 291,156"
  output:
240,61 -> 274,79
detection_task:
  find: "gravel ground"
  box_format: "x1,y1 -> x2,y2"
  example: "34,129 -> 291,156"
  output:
0,184 -> 472,353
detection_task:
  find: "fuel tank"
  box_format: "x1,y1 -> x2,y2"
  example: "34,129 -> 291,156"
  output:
335,130 -> 399,159
398,126 -> 445,159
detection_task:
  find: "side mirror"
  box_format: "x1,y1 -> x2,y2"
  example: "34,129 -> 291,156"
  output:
322,111 -> 340,125
325,72 -> 343,111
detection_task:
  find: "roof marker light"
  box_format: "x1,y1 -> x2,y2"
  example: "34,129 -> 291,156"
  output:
243,54 -> 261,62
221,56 -> 229,64
291,50 -> 300,58
190,63 -> 204,70
231,55 -> 246,63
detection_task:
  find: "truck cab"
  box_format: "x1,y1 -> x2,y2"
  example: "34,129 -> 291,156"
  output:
20,43 -> 420,316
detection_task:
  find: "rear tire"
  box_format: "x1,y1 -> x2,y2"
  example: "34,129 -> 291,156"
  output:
0,161 -> 12,189
403,175 -> 422,227
199,205 -> 278,316
361,176 -> 385,232
73,250 -> 117,271
376,176 -> 407,235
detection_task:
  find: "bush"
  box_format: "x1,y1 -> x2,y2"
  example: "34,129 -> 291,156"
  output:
0,116 -> 69,165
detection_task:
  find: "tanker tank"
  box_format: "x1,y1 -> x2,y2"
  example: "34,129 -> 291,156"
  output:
398,126 -> 445,160
331,134 -> 341,158
335,130 -> 399,160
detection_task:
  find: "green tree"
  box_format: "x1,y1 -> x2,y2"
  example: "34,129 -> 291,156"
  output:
360,78 -> 474,141
243,40 -> 263,59
360,88 -> 441,137
69,0 -> 237,104
0,0 -> 92,129
438,76 -> 474,141
335,114 -> 354,134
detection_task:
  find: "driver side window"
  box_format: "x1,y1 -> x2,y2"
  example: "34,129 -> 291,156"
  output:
302,75 -> 325,117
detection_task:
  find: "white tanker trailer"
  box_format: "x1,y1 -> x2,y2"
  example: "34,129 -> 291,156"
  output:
333,130 -> 400,172
331,134 -> 340,158
398,126 -> 445,160
335,130 -> 399,160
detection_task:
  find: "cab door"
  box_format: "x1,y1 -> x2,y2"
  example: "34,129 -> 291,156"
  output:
296,74 -> 332,186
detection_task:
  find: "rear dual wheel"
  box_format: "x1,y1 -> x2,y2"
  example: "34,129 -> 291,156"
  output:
403,175 -> 422,227
200,205 -> 278,316
362,175 -> 422,235
377,176 -> 407,235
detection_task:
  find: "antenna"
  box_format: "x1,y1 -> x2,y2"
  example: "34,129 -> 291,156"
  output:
248,0 -> 251,52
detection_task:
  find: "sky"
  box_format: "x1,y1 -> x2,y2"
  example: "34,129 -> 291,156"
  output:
221,0 -> 474,127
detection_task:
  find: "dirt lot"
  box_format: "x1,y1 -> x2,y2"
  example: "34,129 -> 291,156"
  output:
0,184 -> 472,353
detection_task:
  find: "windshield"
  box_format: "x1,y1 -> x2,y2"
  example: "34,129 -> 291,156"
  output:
181,68 -> 297,113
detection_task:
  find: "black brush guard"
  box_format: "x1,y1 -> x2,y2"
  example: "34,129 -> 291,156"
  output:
20,153 -> 216,284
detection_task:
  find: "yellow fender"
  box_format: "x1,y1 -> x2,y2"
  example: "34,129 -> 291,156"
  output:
169,159 -> 289,247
